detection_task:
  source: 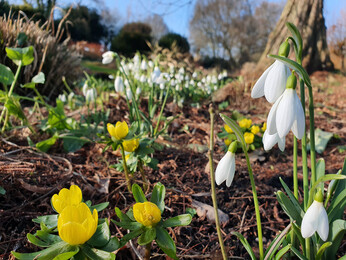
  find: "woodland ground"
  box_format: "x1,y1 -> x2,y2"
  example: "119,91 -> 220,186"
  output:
0,71 -> 345,259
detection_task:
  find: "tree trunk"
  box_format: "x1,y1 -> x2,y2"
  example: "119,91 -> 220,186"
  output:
256,0 -> 334,74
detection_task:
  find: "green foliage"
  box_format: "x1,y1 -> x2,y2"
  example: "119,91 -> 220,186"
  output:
158,33 -> 190,53
111,22 -> 152,56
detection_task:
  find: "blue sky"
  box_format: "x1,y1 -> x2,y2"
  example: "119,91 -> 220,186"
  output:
13,0 -> 345,37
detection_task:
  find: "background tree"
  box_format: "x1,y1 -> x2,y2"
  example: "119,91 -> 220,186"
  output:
111,22 -> 152,57
256,0 -> 334,74
158,33 -> 190,53
143,14 -> 169,42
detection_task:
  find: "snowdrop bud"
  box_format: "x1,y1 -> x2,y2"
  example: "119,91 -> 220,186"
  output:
102,51 -> 114,64
301,189 -> 329,241
126,87 -> 132,100
82,82 -> 88,96
228,140 -> 237,153
140,60 -> 147,70
86,88 -> 97,102
286,72 -> 297,89
114,76 -> 124,92
58,94 -> 67,102
192,72 -> 198,78
278,40 -> 290,57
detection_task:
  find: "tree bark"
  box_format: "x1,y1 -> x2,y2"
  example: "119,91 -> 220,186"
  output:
256,0 -> 334,74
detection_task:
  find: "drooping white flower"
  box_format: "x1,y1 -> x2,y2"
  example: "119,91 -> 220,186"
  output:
102,51 -> 115,64
58,94 -> 67,102
267,88 -> 305,139
140,60 -> 147,71
151,66 -> 161,83
192,72 -> 198,78
262,130 -> 285,151
301,191 -> 329,241
126,87 -> 132,100
114,76 -> 124,92
140,74 -> 147,83
215,151 -> 236,187
85,88 -> 97,102
148,60 -> 154,68
178,67 -> 185,75
82,82 -> 88,96
108,74 -> 114,79
251,60 -> 290,103
136,87 -> 142,95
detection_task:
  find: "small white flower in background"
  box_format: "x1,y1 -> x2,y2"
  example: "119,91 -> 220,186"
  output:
126,87 -> 132,100
185,75 -> 190,81
68,92 -> 74,100
85,88 -> 97,102
215,141 -> 237,187
133,53 -> 140,66
148,60 -> 154,68
140,74 -> 146,83
222,70 -> 227,78
170,79 -> 176,87
102,51 -> 114,64
169,65 -> 175,74
159,83 -> 165,90
114,76 -> 124,92
151,66 -> 161,83
178,67 -> 185,75
301,190 -> 329,241
262,130 -> 285,151
197,82 -> 202,88
192,71 -> 198,78
58,94 -> 67,102
251,41 -> 291,103
189,79 -> 195,85
108,74 -> 114,79
175,84 -> 180,91
136,87 -> 142,95
267,73 -> 305,139
82,82 -> 88,96
211,75 -> 217,84
218,73 -> 223,80
140,60 -> 147,71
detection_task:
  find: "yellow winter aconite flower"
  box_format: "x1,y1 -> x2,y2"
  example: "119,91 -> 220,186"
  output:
224,139 -> 231,146
251,125 -> 260,135
58,202 -> 98,245
261,122 -> 267,132
224,124 -> 233,133
107,121 -> 128,140
244,132 -> 255,144
133,202 -> 161,227
52,185 -> 82,213
239,118 -> 252,129
123,138 -> 139,152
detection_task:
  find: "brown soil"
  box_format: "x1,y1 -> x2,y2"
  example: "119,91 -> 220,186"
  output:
0,72 -> 345,259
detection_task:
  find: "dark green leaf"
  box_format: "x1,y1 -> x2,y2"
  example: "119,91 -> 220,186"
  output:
99,236 -> 121,252
274,244 -> 291,260
279,178 -> 304,218
0,64 -> 14,85
324,219 -> 346,257
132,184 -> 147,203
155,227 -> 178,260
90,202 -> 109,212
87,221 -> 110,248
0,186 -> 6,195
327,189 -> 346,223
290,247 -> 308,260
232,232 -> 256,260
27,233 -> 50,247
276,191 -> 303,225
52,250 -> 80,260
80,244 -> 115,260
333,158 -> 346,201
111,220 -> 142,230
162,214 -> 192,228
61,135 -> 89,153
138,227 -> 156,245
286,22 -> 302,54
220,114 -> 246,150
17,32 -> 28,46
114,207 -> 132,222
150,182 -> 165,212
119,228 -> 144,246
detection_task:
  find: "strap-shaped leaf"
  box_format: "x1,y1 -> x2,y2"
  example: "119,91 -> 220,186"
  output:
327,188 -> 346,223
220,114 -> 246,150
315,242 -> 332,260
99,236 -> 121,252
162,214 -> 192,228
150,182 -> 165,212
232,232 -> 256,260
111,220 -> 142,230
290,247 -> 308,260
274,244 -> 291,260
27,233 -> 50,247
132,183 -> 147,203
333,158 -> 346,200
279,178 -> 304,218
276,191 -> 302,225
119,228 -> 144,246
89,202 -> 109,212
268,54 -> 311,88
155,226 -> 178,260
80,244 -> 115,260
286,22 -> 303,54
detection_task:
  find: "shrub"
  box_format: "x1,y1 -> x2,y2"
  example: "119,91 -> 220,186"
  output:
0,11 -> 82,100
158,33 -> 190,53
111,22 -> 152,57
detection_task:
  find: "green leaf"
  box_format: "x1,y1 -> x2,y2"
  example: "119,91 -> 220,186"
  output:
279,178 -> 304,218
119,228 -> 144,246
232,232 -> 256,260
21,82 -> 36,89
0,64 -> 14,85
274,244 -> 291,260
36,135 -> 59,153
32,72 -> 45,84
11,251 -> 41,260
185,207 -> 196,217
327,189 -> 346,223
315,241 -> 332,260
99,236 -> 121,252
324,219 -> 346,257
220,114 -> 246,150
27,233 -> 50,247
6,46 -> 34,66
290,247 -> 308,260
268,55 -> 311,88
90,202 -> 109,212
114,207 -> 132,222
80,244 -> 115,260
308,129 -> 333,154
132,183 -> 147,203
32,214 -> 58,229
35,231 -> 61,245
5,98 -> 26,121
87,221 -> 110,248
138,227 -> 156,245
150,182 -> 165,212
111,220 -> 142,230
292,222 -> 306,255
52,250 -> 80,260
333,158 -> 346,200
61,135 -> 89,153
162,214 -> 192,228
17,32 -> 28,46
155,227 -> 178,260
276,191 -> 302,226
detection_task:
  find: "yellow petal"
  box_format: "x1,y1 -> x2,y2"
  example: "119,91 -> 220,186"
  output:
107,123 -> 116,137
123,139 -> 139,152
59,222 -> 89,245
52,185 -> 82,213
115,121 -> 129,139
133,202 -> 161,227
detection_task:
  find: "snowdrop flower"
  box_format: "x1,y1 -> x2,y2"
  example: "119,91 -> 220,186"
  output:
58,94 -> 67,103
151,66 -> 161,83
126,87 -> 132,100
136,87 -> 142,95
215,141 -> 237,187
82,82 -> 88,96
114,76 -> 124,92
262,130 -> 285,151
85,88 -> 97,102
140,74 -> 146,83
301,190 -> 329,241
211,75 -> 217,84
108,74 -> 114,79
251,41 -> 291,103
178,67 -> 185,74
170,79 -> 176,86
175,84 -> 180,91
184,75 -> 190,81
192,72 -> 198,78
133,53 -> 140,66
140,60 -> 147,70
102,51 -> 115,64
148,60 -> 154,68
267,73 -> 305,139
159,83 -> 165,90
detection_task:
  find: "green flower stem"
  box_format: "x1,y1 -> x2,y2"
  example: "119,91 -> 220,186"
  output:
208,107 -> 227,260
0,61 -> 22,129
293,137 -> 298,199
120,144 -> 132,192
138,160 -> 149,192
144,242 -> 151,260
307,86 -> 316,187
153,87 -> 170,138
243,146 -> 264,260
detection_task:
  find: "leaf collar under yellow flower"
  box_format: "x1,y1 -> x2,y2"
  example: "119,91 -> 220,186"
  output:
133,201 -> 161,227
52,185 -> 82,214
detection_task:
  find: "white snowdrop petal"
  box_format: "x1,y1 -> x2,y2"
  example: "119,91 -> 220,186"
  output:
276,89 -> 295,138
278,135 -> 286,152
317,206 -> 329,241
291,93 -> 305,139
301,201 -> 321,238
251,63 -> 274,98
225,154 -> 236,187
264,61 -> 289,103
262,130 -> 277,151
267,95 -> 283,135
215,152 -> 231,185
